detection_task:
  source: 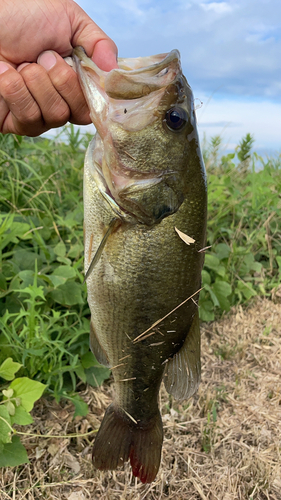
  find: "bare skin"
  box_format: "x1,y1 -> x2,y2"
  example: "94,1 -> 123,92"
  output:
0,0 -> 118,136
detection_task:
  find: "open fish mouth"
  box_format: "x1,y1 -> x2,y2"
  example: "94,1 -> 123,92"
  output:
73,47 -> 194,225
73,46 -> 182,101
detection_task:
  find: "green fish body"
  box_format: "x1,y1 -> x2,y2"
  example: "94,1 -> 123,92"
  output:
73,47 -> 207,483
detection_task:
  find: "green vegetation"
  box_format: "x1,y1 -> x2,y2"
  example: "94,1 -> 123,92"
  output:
0,358 -> 45,467
200,133 -> 281,320
0,127 -> 110,397
0,127 -> 280,466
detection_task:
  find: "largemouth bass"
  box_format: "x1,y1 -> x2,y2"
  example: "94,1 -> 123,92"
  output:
73,47 -> 207,483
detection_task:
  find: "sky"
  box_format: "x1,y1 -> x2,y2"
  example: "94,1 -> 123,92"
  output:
74,0 -> 281,155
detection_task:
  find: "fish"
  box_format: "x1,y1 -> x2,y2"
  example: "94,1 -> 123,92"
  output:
73,46 -> 207,484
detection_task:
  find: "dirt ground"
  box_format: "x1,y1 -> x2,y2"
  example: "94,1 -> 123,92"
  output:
1,297 -> 280,500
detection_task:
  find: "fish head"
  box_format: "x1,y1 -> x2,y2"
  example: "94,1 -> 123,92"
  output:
73,47 -> 204,225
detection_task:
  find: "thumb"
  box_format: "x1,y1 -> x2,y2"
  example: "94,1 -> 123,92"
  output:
68,3 -> 118,71
90,38 -> 119,72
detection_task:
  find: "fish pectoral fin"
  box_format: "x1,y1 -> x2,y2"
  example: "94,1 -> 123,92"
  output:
84,217 -> 119,282
92,404 -> 163,484
90,322 -> 110,368
164,309 -> 201,401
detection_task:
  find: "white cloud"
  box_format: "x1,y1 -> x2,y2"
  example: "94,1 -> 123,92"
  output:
115,0 -> 147,19
74,0 -> 281,151
200,2 -> 233,14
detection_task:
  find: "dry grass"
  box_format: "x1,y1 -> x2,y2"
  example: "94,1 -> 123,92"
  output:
1,298 -> 280,500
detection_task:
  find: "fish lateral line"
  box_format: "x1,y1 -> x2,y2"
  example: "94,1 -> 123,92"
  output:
83,217 -> 120,283
133,287 -> 204,343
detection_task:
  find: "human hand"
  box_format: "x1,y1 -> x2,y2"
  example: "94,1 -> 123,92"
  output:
0,0 -> 118,136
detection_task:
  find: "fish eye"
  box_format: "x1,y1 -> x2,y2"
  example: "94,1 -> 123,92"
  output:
164,107 -> 188,131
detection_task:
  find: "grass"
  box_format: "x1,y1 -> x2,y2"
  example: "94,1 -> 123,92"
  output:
0,127 -> 280,395
0,134 -> 279,319
200,133 -> 281,320
0,127 -> 110,401
0,297 -> 280,499
0,128 -> 280,495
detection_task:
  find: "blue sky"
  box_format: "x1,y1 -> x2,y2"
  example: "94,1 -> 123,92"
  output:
75,0 -> 281,154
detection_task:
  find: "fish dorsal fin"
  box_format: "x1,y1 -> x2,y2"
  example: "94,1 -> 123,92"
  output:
90,323 -> 110,368
164,309 -> 201,401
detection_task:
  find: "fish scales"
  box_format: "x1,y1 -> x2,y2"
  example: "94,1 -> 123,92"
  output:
73,47 -> 207,483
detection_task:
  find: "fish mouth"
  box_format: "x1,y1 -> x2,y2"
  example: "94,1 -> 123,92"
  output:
73,46 -> 184,135
74,47 -> 187,225
73,46 -> 181,100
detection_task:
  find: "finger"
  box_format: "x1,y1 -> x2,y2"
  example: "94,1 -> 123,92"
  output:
37,51 -> 91,125
19,61 -> 71,128
91,39 -> 119,71
0,63 -> 10,131
0,93 -> 9,134
17,62 -> 31,71
0,63 -> 44,135
68,7 -> 118,71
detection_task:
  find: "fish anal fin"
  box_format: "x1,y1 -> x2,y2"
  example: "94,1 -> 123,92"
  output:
92,404 -> 163,484
164,309 -> 201,401
90,322 -> 110,368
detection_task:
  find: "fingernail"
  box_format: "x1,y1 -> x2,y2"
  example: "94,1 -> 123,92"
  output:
37,51 -> 57,70
17,62 -> 30,72
0,62 -> 9,75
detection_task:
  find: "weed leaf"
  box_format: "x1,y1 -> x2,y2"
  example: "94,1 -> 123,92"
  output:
0,358 -> 22,381
0,435 -> 29,467
9,378 -> 46,412
0,406 -> 12,444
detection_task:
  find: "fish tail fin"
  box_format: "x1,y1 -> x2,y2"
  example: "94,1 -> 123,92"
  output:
129,410 -> 163,483
92,403 -> 163,483
92,404 -> 131,471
